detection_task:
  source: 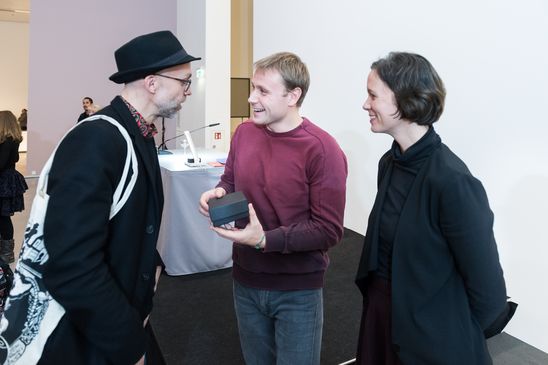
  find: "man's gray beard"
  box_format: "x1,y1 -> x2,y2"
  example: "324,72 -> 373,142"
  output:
157,101 -> 180,119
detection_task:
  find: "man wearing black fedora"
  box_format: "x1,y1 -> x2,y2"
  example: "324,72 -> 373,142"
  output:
0,31 -> 200,365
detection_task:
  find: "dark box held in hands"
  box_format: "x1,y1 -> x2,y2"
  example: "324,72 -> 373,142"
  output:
208,191 -> 249,227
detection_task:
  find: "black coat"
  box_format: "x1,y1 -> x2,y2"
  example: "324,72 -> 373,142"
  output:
40,96 -> 164,364
0,138 -> 20,172
77,112 -> 89,123
356,139 -> 514,365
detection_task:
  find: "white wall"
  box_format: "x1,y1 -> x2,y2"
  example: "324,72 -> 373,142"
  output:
255,0 -> 548,352
27,0 -> 177,174
177,0 -> 231,152
204,0 -> 230,152
0,21 -> 29,116
177,0 -> 206,146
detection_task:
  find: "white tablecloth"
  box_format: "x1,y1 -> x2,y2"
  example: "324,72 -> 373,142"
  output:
157,149 -> 233,275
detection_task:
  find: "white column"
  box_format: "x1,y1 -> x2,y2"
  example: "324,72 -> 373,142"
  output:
177,0 -> 230,152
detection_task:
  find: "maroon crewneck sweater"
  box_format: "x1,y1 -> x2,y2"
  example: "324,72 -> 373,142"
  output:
217,118 -> 347,290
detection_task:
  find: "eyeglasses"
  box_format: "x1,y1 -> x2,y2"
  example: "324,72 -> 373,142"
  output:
154,74 -> 192,92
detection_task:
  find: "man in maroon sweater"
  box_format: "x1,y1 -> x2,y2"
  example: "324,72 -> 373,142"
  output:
199,52 -> 347,364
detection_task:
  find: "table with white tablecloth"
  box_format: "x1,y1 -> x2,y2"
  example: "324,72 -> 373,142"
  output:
156,148 -> 232,275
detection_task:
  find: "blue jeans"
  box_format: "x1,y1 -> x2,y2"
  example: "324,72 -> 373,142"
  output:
233,280 -> 323,365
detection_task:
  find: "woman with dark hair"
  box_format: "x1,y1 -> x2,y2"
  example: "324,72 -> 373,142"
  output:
0,110 -> 28,263
355,52 -> 516,364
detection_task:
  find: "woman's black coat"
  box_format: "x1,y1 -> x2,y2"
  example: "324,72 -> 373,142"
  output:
356,139 -> 515,365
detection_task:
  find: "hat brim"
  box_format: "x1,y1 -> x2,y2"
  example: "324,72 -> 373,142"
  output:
109,51 -> 201,84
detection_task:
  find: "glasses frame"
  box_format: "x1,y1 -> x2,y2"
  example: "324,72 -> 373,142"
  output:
154,74 -> 192,92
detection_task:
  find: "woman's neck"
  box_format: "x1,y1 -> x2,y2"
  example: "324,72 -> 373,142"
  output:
394,124 -> 429,153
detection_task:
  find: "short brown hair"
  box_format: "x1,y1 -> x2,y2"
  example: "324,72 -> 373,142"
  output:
254,52 -> 310,107
371,52 -> 446,126
0,110 -> 22,143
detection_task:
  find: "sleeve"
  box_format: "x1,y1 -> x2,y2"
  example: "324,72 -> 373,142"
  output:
264,141 -> 348,253
439,173 -> 513,332
43,122 -> 146,364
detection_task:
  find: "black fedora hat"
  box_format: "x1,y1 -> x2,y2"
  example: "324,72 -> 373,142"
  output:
109,30 -> 201,84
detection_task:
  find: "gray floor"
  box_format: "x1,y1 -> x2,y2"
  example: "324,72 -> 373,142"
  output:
488,333 -> 548,365
10,176 -> 36,265
10,177 -> 548,365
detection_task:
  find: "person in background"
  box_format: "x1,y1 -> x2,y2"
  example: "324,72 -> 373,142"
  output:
77,96 -> 95,122
355,52 -> 516,364
0,30 -> 200,365
17,109 -> 27,131
199,52 -> 347,365
0,110 -> 28,264
89,103 -> 101,114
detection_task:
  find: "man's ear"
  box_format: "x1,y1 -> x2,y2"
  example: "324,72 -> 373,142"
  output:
287,87 -> 302,107
143,75 -> 157,93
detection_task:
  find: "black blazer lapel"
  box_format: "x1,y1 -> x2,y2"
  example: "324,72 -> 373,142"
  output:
356,155 -> 393,290
110,97 -> 164,216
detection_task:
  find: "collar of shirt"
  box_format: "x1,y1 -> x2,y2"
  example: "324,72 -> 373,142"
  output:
121,97 -> 158,139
